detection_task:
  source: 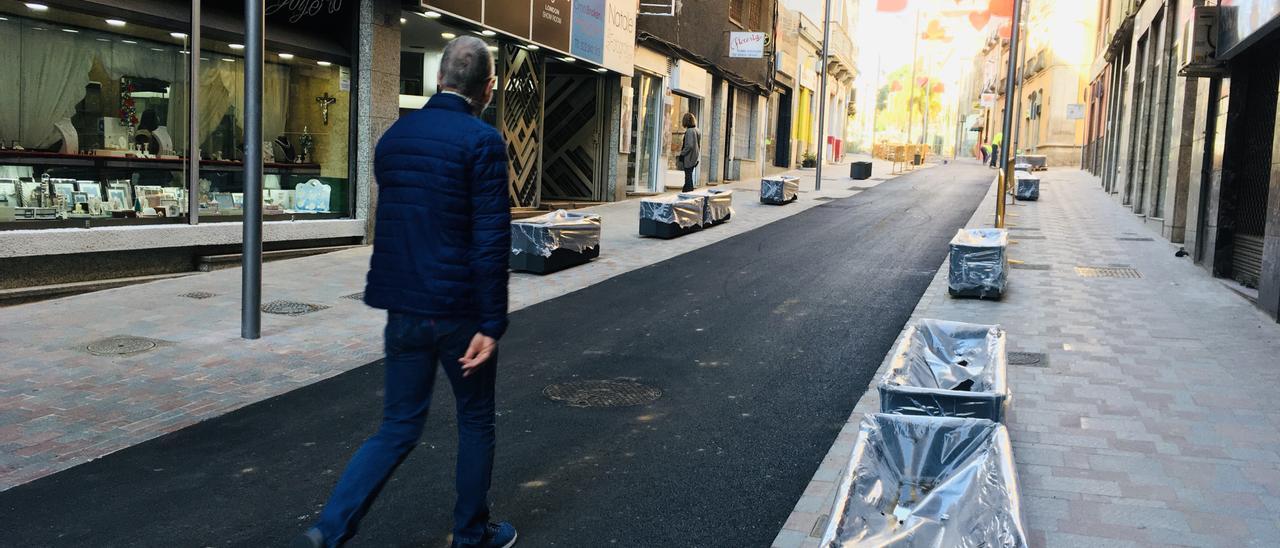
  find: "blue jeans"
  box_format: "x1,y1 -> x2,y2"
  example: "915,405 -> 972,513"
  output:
315,312 -> 497,546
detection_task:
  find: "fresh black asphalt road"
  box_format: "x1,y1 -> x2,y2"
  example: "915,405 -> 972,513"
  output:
0,162 -> 993,547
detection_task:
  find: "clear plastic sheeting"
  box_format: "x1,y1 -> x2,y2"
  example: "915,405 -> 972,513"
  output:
1014,163 -> 1032,172
949,228 -> 1008,299
760,176 -> 799,204
1015,172 -> 1040,201
822,414 -> 1029,548
879,319 -> 1010,421
640,195 -> 704,228
679,188 -> 734,224
510,210 -> 602,258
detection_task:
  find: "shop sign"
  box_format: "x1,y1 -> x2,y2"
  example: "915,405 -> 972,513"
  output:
603,0 -> 637,74
486,0 -> 534,38
571,0 -> 606,64
532,0 -> 572,52
423,0 -> 481,21
980,93 -> 997,108
1217,0 -> 1280,59
1065,103 -> 1085,120
424,0 -> 635,73
729,32 -> 767,59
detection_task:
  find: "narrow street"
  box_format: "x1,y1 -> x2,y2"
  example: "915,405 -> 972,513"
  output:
0,162 -> 993,547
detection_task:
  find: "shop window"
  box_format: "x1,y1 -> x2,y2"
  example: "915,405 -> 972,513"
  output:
0,3 -> 352,228
733,88 -> 757,160
665,93 -> 701,187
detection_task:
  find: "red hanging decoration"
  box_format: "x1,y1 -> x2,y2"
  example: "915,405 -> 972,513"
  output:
989,0 -> 1014,18
931,83 -> 946,94
969,10 -> 991,30
876,0 -> 908,13
890,80 -> 903,92
998,22 -> 1012,39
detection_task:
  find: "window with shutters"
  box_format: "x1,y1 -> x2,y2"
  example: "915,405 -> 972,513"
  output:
730,0 -> 763,30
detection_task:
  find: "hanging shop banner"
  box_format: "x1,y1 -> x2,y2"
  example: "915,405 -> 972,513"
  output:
1217,0 -> 1280,59
729,32 -> 767,59
980,93 -> 997,108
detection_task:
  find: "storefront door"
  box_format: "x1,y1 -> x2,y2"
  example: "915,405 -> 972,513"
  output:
543,64 -> 604,201
627,71 -> 663,194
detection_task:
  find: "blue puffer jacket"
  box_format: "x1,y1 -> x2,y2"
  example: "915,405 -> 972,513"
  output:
364,93 -> 511,339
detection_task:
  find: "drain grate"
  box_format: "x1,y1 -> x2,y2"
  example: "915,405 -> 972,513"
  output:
814,196 -> 838,202
543,380 -> 662,408
1075,266 -> 1142,278
86,336 -> 157,356
1012,263 -> 1052,270
1008,352 -> 1049,367
180,291 -> 217,300
1013,235 -> 1047,240
1007,227 -> 1041,231
342,292 -> 364,301
1116,237 -> 1154,242
261,300 -> 330,316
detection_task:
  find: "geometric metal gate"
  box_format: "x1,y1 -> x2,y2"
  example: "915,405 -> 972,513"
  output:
500,44 -> 543,208
542,68 -> 604,201
1229,48 -> 1279,287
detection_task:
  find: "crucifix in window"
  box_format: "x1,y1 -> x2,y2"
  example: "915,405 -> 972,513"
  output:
316,92 -> 338,125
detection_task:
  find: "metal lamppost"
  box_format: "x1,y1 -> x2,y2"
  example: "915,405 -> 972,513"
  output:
815,0 -> 833,191
241,0 -> 264,339
995,0 -> 1023,229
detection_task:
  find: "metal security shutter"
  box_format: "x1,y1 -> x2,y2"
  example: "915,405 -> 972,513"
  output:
1230,49 -> 1279,287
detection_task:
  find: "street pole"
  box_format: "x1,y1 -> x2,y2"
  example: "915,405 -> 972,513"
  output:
815,0 -> 833,191
241,0 -> 263,339
996,0 -> 1023,229
187,0 -> 200,225
905,8 -> 921,146
1012,0 -> 1031,163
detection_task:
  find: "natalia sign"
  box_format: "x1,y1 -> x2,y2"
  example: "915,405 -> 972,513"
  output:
729,32 -> 767,58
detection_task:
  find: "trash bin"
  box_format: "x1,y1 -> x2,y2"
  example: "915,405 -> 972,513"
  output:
639,194 -> 704,238
1014,172 -> 1040,201
948,228 -> 1008,299
679,188 -> 734,225
510,210 -> 602,274
760,176 -> 799,205
878,319 -> 1010,422
850,161 -> 873,180
1013,162 -> 1033,172
821,414 -> 1028,548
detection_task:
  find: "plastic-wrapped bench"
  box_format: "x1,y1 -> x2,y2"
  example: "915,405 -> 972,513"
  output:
678,188 -> 734,225
878,319 -> 1010,422
948,228 -> 1008,299
821,414 -> 1029,548
760,176 -> 799,205
639,194 -> 704,239
510,210 -> 601,274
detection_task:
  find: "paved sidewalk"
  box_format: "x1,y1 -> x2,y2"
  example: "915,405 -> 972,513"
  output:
775,166 -> 1280,547
0,154 -> 917,491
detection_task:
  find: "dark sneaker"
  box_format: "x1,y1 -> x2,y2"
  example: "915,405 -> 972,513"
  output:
291,527 -> 325,548
453,521 -> 518,548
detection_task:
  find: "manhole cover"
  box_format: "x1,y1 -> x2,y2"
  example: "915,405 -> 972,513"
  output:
1008,352 -> 1049,367
180,291 -> 216,299
1075,266 -> 1142,278
1116,237 -> 1154,242
1012,263 -> 1052,270
262,300 -> 330,316
86,336 -> 157,356
543,380 -> 662,408
342,292 -> 364,301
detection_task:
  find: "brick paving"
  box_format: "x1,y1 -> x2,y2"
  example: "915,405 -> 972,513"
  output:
774,165 -> 1280,547
0,155 -> 915,492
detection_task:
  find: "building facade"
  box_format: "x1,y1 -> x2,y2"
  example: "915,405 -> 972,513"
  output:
1087,0 -> 1280,321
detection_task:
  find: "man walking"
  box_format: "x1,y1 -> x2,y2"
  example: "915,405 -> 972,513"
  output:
295,36 -> 516,548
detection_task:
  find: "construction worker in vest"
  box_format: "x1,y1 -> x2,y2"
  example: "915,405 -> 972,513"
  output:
989,132 -> 1003,168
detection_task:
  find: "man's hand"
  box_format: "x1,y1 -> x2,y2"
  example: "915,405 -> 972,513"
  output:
459,333 -> 498,377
